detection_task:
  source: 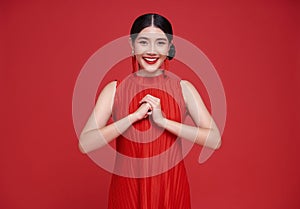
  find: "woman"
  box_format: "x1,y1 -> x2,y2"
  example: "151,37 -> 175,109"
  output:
79,13 -> 221,209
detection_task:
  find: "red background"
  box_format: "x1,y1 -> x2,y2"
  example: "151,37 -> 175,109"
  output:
1,0 -> 299,209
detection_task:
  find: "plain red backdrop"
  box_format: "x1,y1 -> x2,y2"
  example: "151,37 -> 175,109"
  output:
1,0 -> 299,209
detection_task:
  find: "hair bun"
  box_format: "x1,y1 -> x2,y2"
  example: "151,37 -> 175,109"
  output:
167,44 -> 176,60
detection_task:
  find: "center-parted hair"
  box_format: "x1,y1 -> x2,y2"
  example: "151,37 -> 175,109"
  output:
130,13 -> 176,60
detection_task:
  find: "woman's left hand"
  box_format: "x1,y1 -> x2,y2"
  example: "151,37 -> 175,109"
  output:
139,94 -> 166,127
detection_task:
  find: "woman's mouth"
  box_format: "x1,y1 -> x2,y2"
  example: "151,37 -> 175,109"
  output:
143,57 -> 159,65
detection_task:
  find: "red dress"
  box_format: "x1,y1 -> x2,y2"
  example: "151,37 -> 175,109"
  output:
108,72 -> 191,209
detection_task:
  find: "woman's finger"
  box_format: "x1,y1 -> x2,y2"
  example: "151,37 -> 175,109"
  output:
140,94 -> 158,102
140,97 -> 160,107
140,99 -> 156,110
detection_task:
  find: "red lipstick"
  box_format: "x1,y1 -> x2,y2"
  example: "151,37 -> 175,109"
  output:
143,57 -> 159,65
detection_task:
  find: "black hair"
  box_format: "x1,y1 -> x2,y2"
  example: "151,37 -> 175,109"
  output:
130,13 -> 176,60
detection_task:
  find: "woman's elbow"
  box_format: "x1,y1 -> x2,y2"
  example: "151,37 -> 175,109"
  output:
78,141 -> 87,154
78,133 -> 88,154
210,129 -> 222,150
214,138 -> 222,150
215,127 -> 222,149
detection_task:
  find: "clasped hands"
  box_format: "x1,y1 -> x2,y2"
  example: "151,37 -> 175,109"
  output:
132,94 -> 166,127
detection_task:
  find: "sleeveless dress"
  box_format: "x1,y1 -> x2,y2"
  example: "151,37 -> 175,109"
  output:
108,72 -> 191,209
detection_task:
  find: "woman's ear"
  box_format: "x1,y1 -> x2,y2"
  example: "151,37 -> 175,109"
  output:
166,40 -> 173,57
128,38 -> 134,51
168,40 -> 173,51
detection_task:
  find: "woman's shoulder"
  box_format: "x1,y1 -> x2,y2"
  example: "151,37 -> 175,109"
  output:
102,80 -> 118,92
179,79 -> 202,104
179,79 -> 194,88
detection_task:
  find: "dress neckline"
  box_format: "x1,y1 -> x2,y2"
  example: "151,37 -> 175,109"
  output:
131,71 -> 167,86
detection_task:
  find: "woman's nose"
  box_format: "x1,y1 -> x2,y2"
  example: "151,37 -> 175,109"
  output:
147,43 -> 157,54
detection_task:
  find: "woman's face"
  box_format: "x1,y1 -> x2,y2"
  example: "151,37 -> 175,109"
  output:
132,26 -> 171,73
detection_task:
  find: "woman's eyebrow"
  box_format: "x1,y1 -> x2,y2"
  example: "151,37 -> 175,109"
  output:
156,38 -> 168,41
137,37 -> 168,41
137,36 -> 149,40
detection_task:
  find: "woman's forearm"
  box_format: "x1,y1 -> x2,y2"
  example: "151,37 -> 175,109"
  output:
79,114 -> 136,153
79,98 -> 151,154
158,118 -> 221,150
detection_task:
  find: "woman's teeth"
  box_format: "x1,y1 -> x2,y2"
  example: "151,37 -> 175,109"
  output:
144,57 -> 158,62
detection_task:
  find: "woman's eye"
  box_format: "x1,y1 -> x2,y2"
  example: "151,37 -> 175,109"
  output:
157,41 -> 166,45
139,41 -> 148,45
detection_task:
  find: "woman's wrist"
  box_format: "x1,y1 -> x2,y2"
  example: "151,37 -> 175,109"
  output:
128,113 -> 137,124
156,117 -> 168,128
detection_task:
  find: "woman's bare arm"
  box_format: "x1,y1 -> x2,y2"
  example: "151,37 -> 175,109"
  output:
167,80 -> 221,149
140,80 -> 221,150
78,81 -> 151,153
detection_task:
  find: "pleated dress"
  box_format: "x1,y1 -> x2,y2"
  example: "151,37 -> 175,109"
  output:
108,71 -> 191,209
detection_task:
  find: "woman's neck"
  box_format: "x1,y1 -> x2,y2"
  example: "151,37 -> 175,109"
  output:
136,69 -> 164,77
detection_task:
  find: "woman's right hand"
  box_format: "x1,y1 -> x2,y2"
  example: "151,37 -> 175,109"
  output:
132,102 -> 152,121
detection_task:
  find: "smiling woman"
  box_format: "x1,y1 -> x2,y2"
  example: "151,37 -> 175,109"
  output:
78,13 -> 221,209
131,27 -> 170,75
